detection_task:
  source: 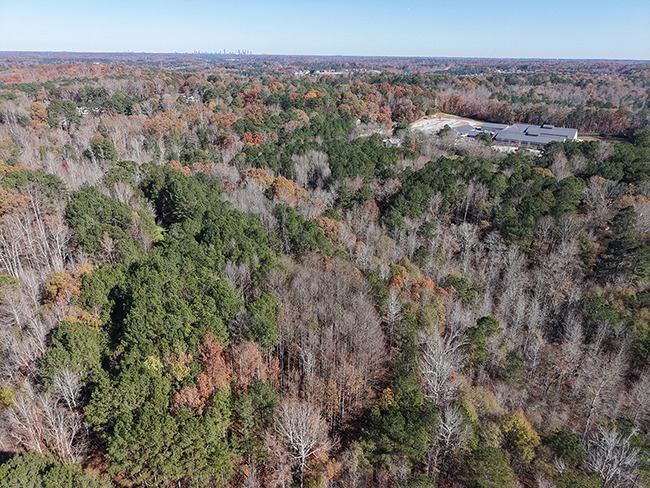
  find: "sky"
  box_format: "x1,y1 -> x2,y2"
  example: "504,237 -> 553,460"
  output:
0,0 -> 649,60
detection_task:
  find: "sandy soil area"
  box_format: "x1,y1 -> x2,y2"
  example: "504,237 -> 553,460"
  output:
410,113 -> 482,133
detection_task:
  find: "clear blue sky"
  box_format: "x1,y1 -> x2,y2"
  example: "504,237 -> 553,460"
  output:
1,0 -> 648,59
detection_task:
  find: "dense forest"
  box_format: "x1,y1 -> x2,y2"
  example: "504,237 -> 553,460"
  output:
0,55 -> 648,487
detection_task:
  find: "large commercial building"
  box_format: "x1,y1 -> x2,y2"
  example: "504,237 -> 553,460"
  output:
453,122 -> 578,147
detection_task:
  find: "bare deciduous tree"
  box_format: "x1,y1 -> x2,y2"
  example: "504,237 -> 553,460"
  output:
222,180 -> 277,232
276,256 -> 387,428
385,290 -> 402,347
0,286 -> 50,381
586,427 -> 640,488
425,404 -> 469,478
2,381 -> 85,462
292,151 -> 331,190
575,346 -> 627,437
420,333 -> 462,406
222,260 -> 252,298
438,405 -> 469,453
631,370 -> 650,429
3,382 -> 45,454
420,300 -> 471,405
275,399 -> 332,488
53,368 -> 83,410
40,391 -> 86,462
583,176 -> 622,224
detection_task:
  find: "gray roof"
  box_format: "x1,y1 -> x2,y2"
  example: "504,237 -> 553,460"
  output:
494,130 -> 566,145
451,120 -> 578,146
525,126 -> 544,136
481,122 -> 509,131
453,124 -> 480,137
527,125 -> 576,137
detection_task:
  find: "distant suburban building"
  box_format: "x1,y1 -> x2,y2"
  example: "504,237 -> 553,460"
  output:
453,122 -> 578,147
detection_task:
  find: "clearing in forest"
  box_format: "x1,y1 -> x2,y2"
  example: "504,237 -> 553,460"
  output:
410,112 -> 483,133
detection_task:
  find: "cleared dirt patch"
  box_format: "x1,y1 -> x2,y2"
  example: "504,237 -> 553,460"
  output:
410,112 -> 483,133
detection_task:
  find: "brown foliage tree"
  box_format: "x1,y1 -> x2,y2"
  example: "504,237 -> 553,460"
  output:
174,332 -> 232,414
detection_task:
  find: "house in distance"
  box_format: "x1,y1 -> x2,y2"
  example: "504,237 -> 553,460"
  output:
453,122 -> 578,148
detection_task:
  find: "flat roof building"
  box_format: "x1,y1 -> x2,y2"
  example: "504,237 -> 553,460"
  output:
453,125 -> 481,137
452,121 -> 578,147
480,122 -> 509,133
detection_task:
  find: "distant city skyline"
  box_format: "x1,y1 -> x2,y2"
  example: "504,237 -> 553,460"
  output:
1,0 -> 649,60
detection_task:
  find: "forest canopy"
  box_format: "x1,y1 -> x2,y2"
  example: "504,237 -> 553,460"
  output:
0,54 -> 648,488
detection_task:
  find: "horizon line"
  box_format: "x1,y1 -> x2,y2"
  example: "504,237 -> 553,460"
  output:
1,50 -> 649,63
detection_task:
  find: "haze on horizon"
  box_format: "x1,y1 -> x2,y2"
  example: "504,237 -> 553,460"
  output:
1,0 -> 649,60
